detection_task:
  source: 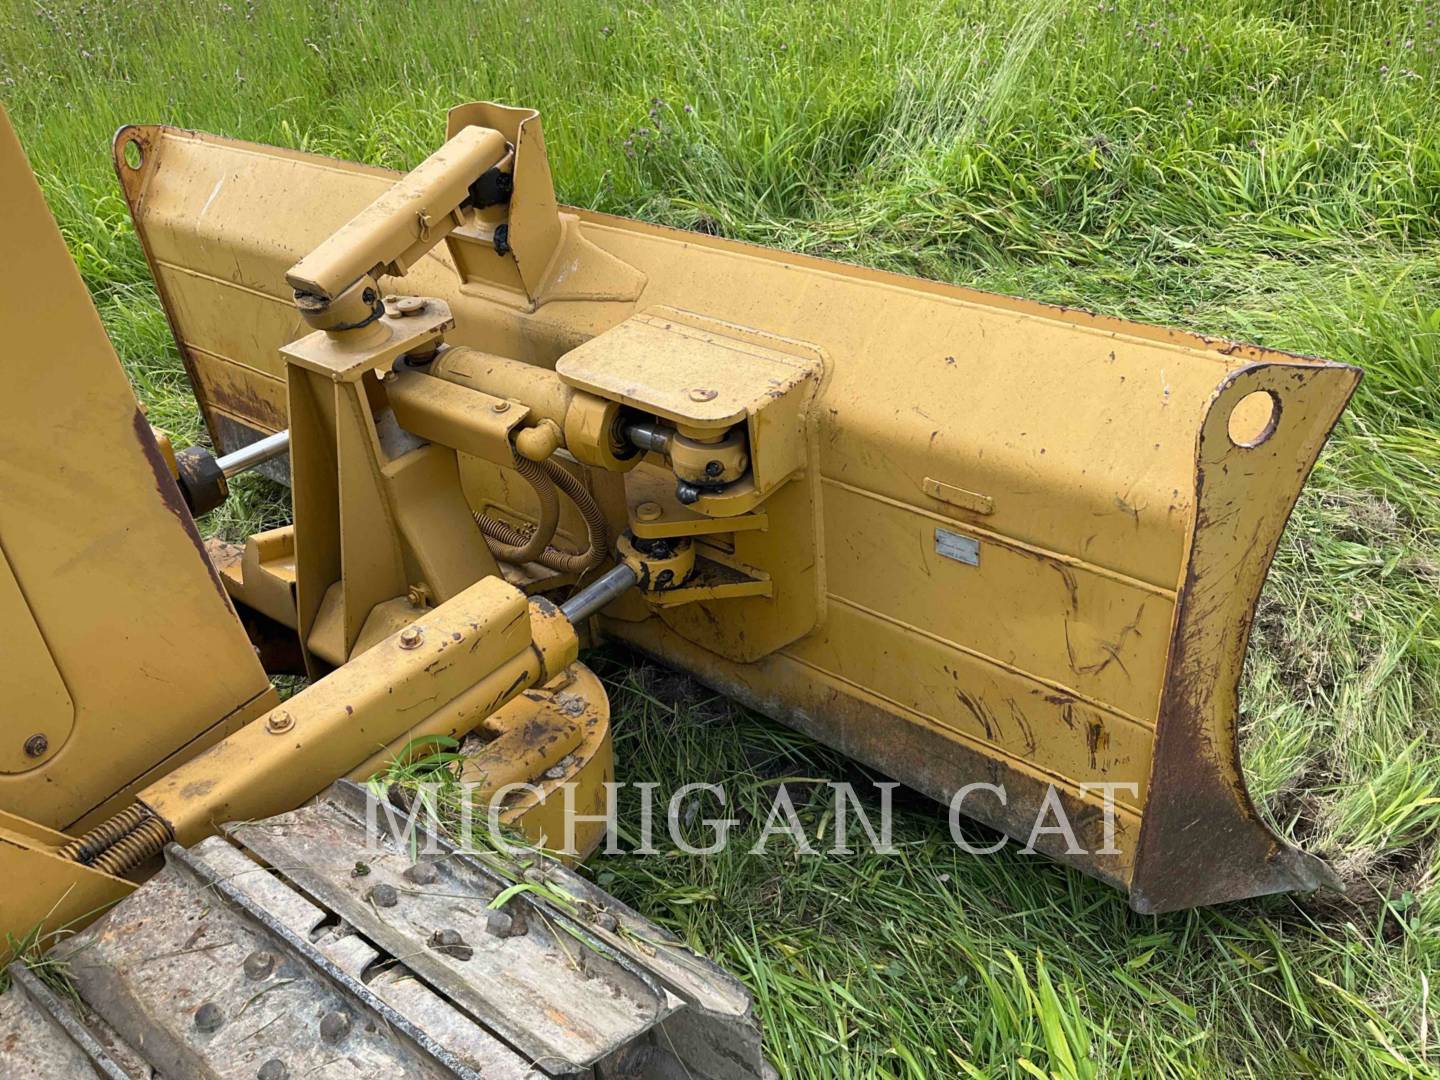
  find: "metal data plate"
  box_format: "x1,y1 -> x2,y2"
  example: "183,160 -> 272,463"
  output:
0,782 -> 772,1079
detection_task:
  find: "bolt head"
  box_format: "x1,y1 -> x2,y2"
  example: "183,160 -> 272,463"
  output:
243,949 -> 277,980
398,626 -> 424,650
428,927 -> 474,960
22,734 -> 48,758
368,883 -> 400,908
194,1001 -> 224,1033
491,400 -> 511,413
635,501 -> 663,522
383,294 -> 425,317
265,711 -> 295,735
688,387 -> 718,402
403,860 -> 439,885
318,1010 -> 352,1044
257,1059 -> 289,1080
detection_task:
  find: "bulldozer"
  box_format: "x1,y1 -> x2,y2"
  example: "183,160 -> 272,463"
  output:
0,99 -> 1359,1077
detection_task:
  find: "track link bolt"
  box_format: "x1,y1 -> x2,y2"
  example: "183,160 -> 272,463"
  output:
592,910 -> 620,933
428,927 -> 474,960
398,626 -> 424,650
485,907 -> 529,939
194,1001 -> 225,1033
368,883 -> 399,908
265,711 -> 294,735
243,949 -> 277,980
403,860 -> 439,885
257,1060 -> 289,1080
319,1010 -> 352,1044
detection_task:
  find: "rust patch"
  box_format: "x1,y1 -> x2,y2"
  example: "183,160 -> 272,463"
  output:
130,408 -> 230,605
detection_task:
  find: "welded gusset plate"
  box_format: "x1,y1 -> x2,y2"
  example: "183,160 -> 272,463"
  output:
1127,363 -> 1358,912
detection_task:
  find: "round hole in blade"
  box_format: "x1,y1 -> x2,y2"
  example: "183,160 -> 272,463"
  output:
1227,389 -> 1280,448
122,137 -> 143,170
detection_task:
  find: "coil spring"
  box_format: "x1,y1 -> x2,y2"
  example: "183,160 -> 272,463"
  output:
56,803 -> 152,864
89,816 -> 174,877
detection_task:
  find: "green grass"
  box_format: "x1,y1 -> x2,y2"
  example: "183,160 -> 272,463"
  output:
3,0 -> 1438,1074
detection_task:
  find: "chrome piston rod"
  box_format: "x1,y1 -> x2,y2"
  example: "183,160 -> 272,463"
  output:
561,563 -> 639,623
217,429 -> 290,478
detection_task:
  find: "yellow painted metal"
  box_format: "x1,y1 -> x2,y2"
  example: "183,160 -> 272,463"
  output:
387,368 -> 530,467
461,661 -> 617,858
287,125 -> 508,305
0,104 -> 277,833
0,811 -> 133,956
114,105 -> 1359,910
142,576 -> 573,846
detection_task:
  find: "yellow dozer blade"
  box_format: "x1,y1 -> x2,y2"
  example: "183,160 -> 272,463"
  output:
0,97 -> 1359,1079
102,103 -> 1356,914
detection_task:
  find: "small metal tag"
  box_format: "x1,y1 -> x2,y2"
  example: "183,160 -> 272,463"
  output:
935,528 -> 980,566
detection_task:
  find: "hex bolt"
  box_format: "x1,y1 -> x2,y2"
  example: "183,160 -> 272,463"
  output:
384,295 -> 425,317
368,883 -> 399,908
257,1060 -> 289,1080
428,928 -> 474,960
688,387 -> 718,402
406,583 -> 430,608
243,949 -> 277,980
486,905 -> 528,939
403,860 -> 439,885
265,711 -> 294,735
318,1010 -> 352,1044
22,734 -> 47,758
398,626 -> 424,650
194,1001 -> 225,1033
491,400 -> 511,413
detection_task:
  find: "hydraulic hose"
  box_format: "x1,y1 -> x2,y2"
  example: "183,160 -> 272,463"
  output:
537,459 -> 608,574
474,457 -> 609,573
475,455 -> 561,565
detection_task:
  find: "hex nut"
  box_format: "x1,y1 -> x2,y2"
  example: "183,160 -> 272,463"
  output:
428,928 -> 475,960
243,949 -> 277,980
193,1001 -> 224,1033
403,860 -> 439,885
368,883 -> 399,908
318,1010 -> 352,1044
485,907 -> 534,940
257,1059 -> 289,1080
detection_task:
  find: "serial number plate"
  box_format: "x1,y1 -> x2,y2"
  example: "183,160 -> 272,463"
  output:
935,528 -> 980,566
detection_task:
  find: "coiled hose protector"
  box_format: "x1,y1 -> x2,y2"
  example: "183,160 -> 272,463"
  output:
475,456 -> 608,573
475,455 -> 560,564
